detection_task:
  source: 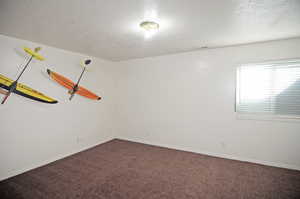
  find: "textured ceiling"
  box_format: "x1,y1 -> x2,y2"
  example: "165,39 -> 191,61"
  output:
0,0 -> 300,61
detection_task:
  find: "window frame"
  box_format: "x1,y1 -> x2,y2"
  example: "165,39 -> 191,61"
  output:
235,58 -> 300,121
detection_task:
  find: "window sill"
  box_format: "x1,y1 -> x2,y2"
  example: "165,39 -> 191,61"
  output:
236,113 -> 300,123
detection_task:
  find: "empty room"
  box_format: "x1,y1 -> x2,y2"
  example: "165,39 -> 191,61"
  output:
0,0 -> 300,198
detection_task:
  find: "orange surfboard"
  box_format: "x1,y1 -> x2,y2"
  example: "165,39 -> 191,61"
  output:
47,69 -> 101,100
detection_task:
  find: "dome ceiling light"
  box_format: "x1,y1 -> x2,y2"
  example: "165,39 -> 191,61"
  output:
140,21 -> 159,39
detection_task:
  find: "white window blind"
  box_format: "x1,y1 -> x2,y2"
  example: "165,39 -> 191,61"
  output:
236,59 -> 300,118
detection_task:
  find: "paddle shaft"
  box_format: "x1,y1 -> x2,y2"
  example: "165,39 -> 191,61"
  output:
76,66 -> 86,85
16,56 -> 33,82
69,67 -> 86,100
1,55 -> 33,104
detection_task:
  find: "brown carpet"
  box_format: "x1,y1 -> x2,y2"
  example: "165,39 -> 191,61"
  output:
0,139 -> 300,199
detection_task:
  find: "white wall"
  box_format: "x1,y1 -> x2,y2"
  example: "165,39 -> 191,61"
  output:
115,38 -> 300,170
0,35 -> 117,180
1,35 -> 300,182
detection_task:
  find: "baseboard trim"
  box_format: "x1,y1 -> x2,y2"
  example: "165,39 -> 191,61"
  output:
117,137 -> 300,171
0,138 -> 114,181
2,136 -> 299,182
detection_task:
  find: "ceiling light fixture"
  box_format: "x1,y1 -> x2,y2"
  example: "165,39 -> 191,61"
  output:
140,21 -> 159,39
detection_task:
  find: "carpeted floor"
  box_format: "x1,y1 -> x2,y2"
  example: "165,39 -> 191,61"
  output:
0,139 -> 300,199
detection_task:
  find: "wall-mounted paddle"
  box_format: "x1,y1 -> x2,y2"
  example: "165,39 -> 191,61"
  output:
0,47 -> 58,104
69,59 -> 91,100
47,59 -> 101,101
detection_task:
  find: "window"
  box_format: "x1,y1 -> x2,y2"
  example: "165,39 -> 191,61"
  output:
236,59 -> 300,119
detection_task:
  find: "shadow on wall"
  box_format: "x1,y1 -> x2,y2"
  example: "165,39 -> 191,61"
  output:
275,79 -> 300,116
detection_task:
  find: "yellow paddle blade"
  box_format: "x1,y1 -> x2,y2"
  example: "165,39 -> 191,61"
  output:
0,73 -> 57,104
23,47 -> 45,61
